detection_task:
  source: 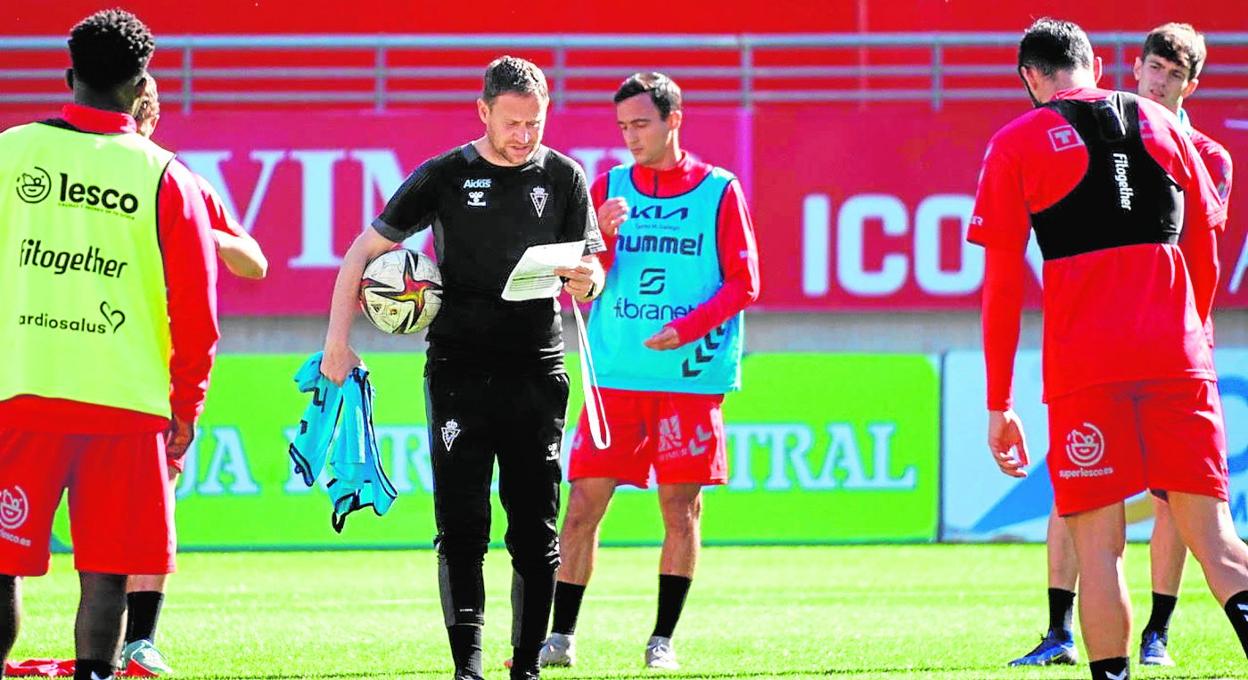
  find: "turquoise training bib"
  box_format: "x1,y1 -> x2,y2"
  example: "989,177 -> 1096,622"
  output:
587,164 -> 744,394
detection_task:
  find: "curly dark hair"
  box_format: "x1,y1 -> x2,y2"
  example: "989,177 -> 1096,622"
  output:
68,9 -> 155,91
482,55 -> 548,104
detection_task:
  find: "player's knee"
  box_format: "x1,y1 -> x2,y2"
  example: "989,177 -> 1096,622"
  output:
1188,531 -> 1248,572
561,505 -> 602,538
660,497 -> 701,534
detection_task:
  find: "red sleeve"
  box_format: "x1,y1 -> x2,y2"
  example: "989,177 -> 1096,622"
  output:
1142,105 -> 1227,233
1183,132 -> 1228,234
160,160 -> 220,423
1180,215 -> 1220,328
590,172 -> 616,271
967,135 -> 1031,252
667,180 -> 761,345
982,246 -> 1026,411
194,173 -> 246,237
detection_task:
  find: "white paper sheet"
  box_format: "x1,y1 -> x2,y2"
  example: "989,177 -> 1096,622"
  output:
501,240 -> 586,301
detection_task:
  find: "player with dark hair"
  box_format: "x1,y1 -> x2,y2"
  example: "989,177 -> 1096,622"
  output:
973,17 -> 1248,680
1009,21 -> 1233,670
537,71 -> 759,670
0,9 -> 218,680
320,55 -> 604,680
117,75 -> 267,676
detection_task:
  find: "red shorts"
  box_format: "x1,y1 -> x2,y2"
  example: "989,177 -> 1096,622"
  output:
0,430 -> 175,576
568,389 -> 727,489
1046,379 -> 1228,516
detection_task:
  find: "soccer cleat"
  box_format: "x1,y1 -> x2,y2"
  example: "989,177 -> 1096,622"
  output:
645,635 -> 679,670
1139,630 -> 1175,666
1007,631 -> 1078,666
121,639 -> 174,675
538,632 -> 576,668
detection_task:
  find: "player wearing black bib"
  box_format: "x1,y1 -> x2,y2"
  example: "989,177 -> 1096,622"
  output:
321,57 -> 605,680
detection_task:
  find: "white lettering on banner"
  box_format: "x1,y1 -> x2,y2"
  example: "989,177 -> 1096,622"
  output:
350,150 -> 432,254
282,426 -> 323,493
568,147 -> 634,178
803,192 -> 1025,298
913,195 -> 982,295
375,426 -> 432,493
837,194 -> 909,296
184,148 -> 433,271
725,422 -> 916,491
288,150 -> 347,268
179,150 -> 284,235
176,427 -> 261,499
801,195 -> 831,295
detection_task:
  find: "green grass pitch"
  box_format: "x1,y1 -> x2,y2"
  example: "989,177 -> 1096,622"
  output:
11,545 -> 1246,678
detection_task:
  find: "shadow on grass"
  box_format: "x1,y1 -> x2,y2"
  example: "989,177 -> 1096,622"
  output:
196,666 -> 1243,679
203,666 -> 984,679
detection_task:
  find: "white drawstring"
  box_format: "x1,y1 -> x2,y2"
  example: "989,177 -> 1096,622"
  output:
571,302 -> 611,449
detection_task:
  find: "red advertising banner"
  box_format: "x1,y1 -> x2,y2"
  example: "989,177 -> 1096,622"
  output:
0,108 -> 746,315
753,100 -> 1248,310
4,100 -> 1246,313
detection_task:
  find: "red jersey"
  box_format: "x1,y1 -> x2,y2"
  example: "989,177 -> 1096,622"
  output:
1189,126 -> 1233,207
0,105 -> 220,433
589,152 -> 760,345
969,88 -> 1226,407
195,173 -> 247,237
1185,123 -> 1233,343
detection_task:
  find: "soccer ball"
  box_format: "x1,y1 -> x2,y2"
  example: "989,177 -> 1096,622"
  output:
359,249 -> 442,334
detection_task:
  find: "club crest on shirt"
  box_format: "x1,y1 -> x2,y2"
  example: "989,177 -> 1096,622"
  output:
441,419 -> 462,451
529,186 -> 548,217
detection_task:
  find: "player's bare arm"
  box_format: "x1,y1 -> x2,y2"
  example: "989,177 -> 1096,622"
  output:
212,230 -> 269,280
322,227 -> 397,385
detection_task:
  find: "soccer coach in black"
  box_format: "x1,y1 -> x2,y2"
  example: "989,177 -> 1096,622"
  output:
321,56 -> 605,680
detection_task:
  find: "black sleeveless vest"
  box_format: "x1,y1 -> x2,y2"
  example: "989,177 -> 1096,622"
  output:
1031,92 -> 1183,261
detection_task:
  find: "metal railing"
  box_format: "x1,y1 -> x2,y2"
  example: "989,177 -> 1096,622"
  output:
2,32 -> 1246,111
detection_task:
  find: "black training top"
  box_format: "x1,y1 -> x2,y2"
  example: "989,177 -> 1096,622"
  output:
373,142 -> 604,372
1031,92 -> 1183,261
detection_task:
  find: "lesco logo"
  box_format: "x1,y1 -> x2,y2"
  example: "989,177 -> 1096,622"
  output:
15,167 -> 52,204
0,486 -> 29,531
1065,422 -> 1105,468
55,172 -> 140,214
